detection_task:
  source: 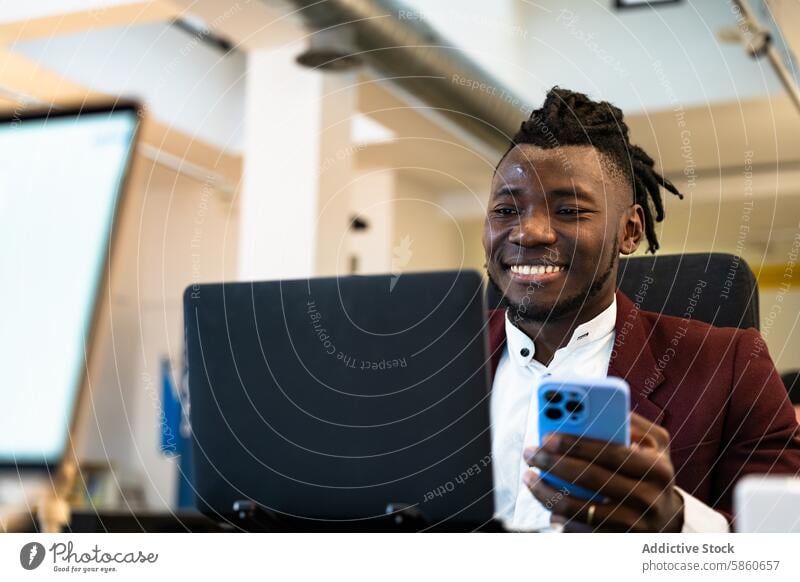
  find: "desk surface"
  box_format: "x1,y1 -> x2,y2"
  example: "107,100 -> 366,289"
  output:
65,510 -> 226,533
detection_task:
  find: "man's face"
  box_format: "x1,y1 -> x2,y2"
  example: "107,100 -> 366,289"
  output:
483,144 -> 643,321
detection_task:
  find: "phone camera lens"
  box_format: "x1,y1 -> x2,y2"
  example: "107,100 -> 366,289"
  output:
565,400 -> 584,413
545,407 -> 563,420
543,390 -> 562,404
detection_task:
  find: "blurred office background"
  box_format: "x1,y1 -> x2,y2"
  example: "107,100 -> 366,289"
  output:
1,0 -> 799,510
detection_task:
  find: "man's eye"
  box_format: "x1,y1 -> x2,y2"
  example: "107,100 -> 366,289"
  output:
493,207 -> 518,216
557,208 -> 583,216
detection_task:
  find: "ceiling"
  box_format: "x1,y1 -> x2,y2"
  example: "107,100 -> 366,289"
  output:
2,0 -> 799,264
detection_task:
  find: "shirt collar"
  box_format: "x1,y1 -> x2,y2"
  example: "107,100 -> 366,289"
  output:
504,296 -> 617,367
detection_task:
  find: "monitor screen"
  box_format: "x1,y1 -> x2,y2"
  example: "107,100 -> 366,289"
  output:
0,105 -> 138,466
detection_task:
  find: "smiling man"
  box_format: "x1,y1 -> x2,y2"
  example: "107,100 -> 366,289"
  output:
483,87 -> 800,532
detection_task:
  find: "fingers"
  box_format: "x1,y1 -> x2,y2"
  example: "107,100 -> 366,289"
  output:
531,431 -> 673,485
524,471 -> 646,532
630,412 -> 670,449
524,446 -> 664,511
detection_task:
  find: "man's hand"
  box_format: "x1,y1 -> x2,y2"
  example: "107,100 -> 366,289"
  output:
522,412 -> 684,532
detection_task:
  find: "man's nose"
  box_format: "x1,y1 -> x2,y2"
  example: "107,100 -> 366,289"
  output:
508,212 -> 557,247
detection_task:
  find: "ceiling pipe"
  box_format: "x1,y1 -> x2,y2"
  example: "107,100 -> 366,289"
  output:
282,0 -> 532,153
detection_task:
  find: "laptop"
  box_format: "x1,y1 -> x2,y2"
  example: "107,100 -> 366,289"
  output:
184,270 -> 496,531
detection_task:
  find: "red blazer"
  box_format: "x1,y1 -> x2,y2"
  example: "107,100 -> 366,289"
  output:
487,290 -> 800,515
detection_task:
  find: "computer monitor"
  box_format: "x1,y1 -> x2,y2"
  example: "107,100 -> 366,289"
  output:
0,103 -> 139,470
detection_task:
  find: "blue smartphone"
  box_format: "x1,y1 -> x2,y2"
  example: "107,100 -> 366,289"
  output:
537,376 -> 630,501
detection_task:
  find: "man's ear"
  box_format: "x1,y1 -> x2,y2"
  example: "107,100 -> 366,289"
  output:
619,203 -> 645,255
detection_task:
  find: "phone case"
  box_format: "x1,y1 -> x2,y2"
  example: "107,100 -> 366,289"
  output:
536,376 -> 630,501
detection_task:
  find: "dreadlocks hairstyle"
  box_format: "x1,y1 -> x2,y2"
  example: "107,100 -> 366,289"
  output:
500,87 -> 683,253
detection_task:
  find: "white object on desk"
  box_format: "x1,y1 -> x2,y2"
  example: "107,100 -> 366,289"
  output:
734,475 -> 800,532
0,476 -> 48,532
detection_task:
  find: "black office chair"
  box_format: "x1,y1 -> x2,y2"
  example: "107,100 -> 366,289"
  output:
487,253 -> 760,330
782,371 -> 800,406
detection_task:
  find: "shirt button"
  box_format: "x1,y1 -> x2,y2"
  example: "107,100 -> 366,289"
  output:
520,348 -> 530,358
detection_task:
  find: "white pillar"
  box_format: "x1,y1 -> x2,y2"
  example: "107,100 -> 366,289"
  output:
239,42 -> 355,280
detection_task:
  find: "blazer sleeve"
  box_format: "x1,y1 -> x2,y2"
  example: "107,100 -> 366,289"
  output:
710,327 -> 800,516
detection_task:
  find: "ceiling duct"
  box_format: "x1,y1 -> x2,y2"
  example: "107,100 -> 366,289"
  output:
296,28 -> 363,71
285,0 -> 531,152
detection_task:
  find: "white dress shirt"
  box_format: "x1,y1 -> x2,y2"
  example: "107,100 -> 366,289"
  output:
490,297 -> 729,532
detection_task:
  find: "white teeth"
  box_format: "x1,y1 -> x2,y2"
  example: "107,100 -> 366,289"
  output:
510,265 -> 564,276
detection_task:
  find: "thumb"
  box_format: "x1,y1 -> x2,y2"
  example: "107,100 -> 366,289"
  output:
629,411 -> 660,449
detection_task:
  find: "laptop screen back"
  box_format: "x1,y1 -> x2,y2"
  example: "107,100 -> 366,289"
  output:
185,271 -> 495,527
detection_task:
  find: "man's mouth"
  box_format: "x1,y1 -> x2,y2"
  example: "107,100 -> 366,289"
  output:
509,264 -> 565,275
505,263 -> 567,283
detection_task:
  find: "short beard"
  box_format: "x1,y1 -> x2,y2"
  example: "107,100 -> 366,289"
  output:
488,246 -> 618,323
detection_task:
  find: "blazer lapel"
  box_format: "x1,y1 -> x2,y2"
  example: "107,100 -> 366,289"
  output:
608,290 -> 666,425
